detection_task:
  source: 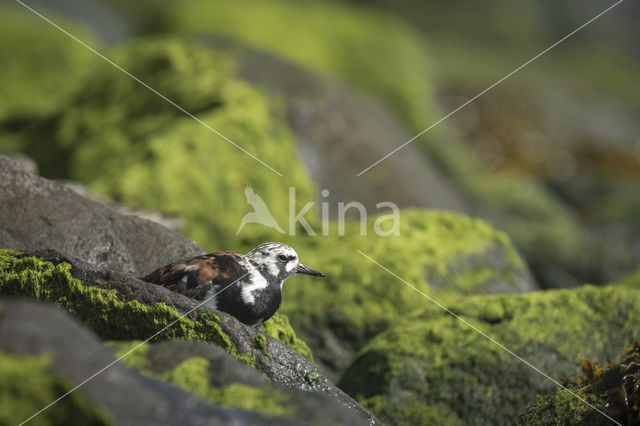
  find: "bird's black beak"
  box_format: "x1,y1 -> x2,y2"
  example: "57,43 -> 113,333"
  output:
295,263 -> 325,277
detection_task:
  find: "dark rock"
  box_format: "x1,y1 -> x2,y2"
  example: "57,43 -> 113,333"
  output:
1,249 -> 381,425
113,339 -> 374,425
0,299 -> 280,426
0,154 -> 203,274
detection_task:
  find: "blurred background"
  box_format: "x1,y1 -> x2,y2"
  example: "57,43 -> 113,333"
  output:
2,0 -> 639,287
1,0 -> 640,422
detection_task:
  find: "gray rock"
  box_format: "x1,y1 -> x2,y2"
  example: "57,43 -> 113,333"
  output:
131,340 -> 376,425
7,249 -> 381,425
0,299 -> 281,426
0,154 -> 202,274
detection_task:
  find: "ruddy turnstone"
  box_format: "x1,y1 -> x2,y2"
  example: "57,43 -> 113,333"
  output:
141,242 -> 324,326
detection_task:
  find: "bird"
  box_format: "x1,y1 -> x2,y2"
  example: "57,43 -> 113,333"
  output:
236,187 -> 285,235
141,242 -> 324,327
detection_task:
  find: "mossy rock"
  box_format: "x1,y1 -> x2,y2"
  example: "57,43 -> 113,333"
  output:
467,172 -> 631,289
0,5 -> 95,124
279,208 -> 533,378
111,0 -> 439,134
0,5 -> 98,163
107,341 -> 296,418
517,341 -> 640,425
0,250 -> 309,364
338,282 -> 640,425
0,350 -> 113,426
24,37 -> 316,251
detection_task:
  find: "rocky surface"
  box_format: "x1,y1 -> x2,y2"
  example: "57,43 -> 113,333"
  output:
517,340 -> 640,425
0,249 -> 379,425
0,299 -> 280,426
0,155 -> 380,424
338,276 -> 640,425
0,155 -> 202,275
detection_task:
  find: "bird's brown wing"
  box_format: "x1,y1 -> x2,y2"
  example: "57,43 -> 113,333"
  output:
141,251 -> 248,300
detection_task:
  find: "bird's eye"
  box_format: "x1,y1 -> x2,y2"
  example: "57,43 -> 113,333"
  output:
278,254 -> 288,262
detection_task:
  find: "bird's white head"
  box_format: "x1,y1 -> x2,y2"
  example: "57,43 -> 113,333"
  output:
247,242 -> 324,281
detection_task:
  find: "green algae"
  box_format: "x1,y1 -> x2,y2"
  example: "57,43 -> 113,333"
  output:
0,250 -> 313,363
279,209 -> 529,369
0,350 -> 114,426
111,0 -> 439,134
338,283 -> 640,425
104,340 -> 151,371
160,356 -> 296,418
517,341 -> 640,425
252,334 -> 272,360
47,37 -> 316,252
262,312 -> 313,363
0,251 -> 255,364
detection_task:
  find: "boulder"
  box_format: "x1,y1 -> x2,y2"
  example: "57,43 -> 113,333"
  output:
283,209 -> 537,380
0,155 -> 202,275
0,249 -> 380,425
338,279 -> 640,425
517,340 -> 640,425
0,299 -> 280,426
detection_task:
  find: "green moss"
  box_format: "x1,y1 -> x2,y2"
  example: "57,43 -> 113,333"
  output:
339,282 -> 640,425
112,0 -> 439,134
280,209 -> 529,364
0,5 -> 96,122
46,37 -> 316,251
517,341 -> 640,425
0,251 -> 255,366
304,370 -> 321,386
619,269 -> 640,290
104,340 -> 151,371
1,251 -> 313,362
0,350 -> 114,426
252,334 -> 272,360
163,357 -> 295,418
262,313 -> 313,363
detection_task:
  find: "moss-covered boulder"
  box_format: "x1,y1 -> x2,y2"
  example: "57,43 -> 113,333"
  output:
107,340 -> 370,424
37,37 -> 315,251
200,35 -> 468,215
112,0 -> 439,133
0,350 -> 113,426
338,280 -> 640,425
0,249 -> 379,424
0,5 -> 94,125
0,299 -> 294,425
281,209 -> 534,378
517,341 -> 640,425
